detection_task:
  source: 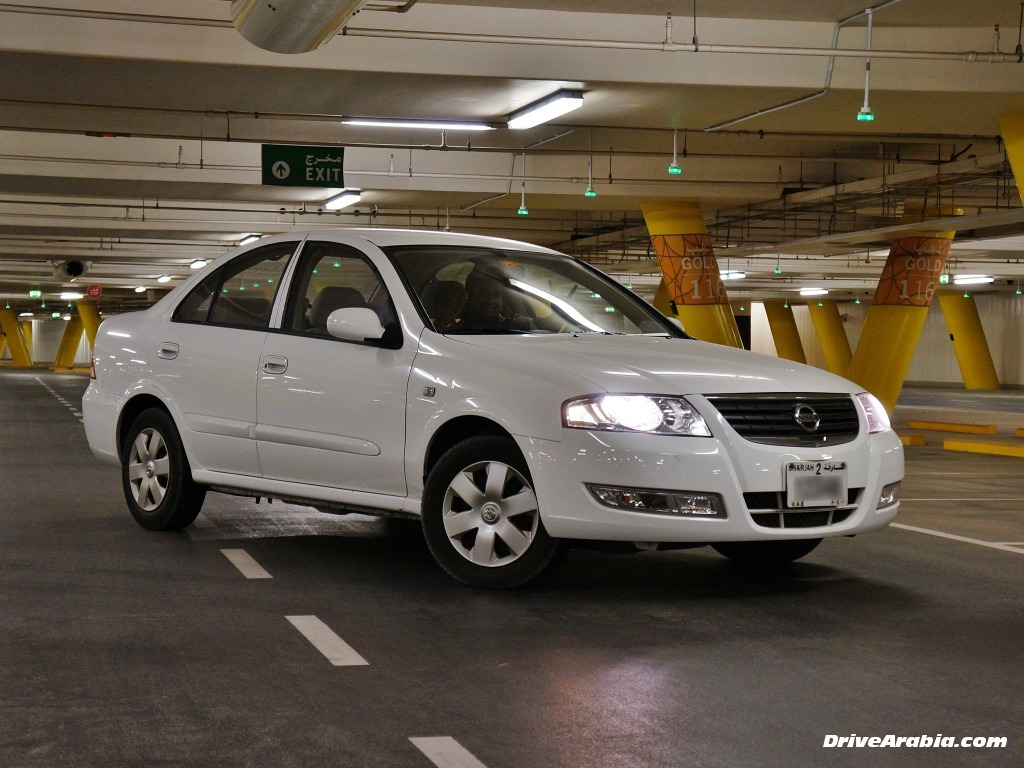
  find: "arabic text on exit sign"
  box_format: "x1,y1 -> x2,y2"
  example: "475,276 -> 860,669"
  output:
261,145 -> 345,187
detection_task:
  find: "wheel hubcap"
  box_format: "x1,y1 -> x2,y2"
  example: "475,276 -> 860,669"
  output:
127,428 -> 170,511
442,460 -> 539,568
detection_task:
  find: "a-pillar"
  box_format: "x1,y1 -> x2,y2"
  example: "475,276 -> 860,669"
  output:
762,300 -> 806,363
846,206 -> 958,413
0,309 -> 33,367
640,201 -> 742,347
935,290 -> 999,390
807,300 -> 852,375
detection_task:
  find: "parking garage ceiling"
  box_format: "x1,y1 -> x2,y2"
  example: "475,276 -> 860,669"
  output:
0,0 -> 1022,310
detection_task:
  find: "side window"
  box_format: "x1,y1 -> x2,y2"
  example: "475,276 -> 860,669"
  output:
172,243 -> 297,329
284,243 -> 390,337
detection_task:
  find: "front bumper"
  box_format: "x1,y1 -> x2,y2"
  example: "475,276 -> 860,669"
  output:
521,427 -> 904,543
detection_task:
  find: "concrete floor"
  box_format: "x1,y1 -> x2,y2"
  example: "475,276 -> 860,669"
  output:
2,371 -> 1022,767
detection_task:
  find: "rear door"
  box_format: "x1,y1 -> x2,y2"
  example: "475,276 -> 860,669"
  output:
151,241 -> 298,476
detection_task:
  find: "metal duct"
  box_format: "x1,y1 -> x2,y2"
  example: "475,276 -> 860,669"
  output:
230,0 -> 367,54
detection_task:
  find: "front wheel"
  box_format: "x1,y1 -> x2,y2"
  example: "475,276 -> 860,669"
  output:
421,436 -> 567,588
121,408 -> 206,531
711,538 -> 822,565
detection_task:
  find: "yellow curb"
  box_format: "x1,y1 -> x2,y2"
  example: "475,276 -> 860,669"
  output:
908,420 -> 998,435
944,439 -> 1024,458
897,434 -> 926,446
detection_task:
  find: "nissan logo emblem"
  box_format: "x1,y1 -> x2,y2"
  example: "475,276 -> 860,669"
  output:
793,403 -> 821,432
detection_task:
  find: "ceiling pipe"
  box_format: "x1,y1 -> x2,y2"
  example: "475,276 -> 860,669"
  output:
231,0 -> 369,53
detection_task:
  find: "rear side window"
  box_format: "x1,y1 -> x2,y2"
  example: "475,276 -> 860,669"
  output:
172,243 -> 297,328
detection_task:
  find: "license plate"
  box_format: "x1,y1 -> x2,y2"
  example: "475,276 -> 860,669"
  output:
786,461 -> 847,508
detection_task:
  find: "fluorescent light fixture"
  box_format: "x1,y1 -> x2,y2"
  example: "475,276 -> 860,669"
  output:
19,311 -> 33,317
507,89 -> 584,130
190,259 -> 208,270
62,314 -> 72,320
240,234 -> 261,245
324,190 -> 361,210
134,285 -> 146,293
799,288 -> 829,296
952,275 -> 994,285
59,292 -> 84,300
157,275 -> 171,284
342,118 -> 494,131
720,271 -> 746,281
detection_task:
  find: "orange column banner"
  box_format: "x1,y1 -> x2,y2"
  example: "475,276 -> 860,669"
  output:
872,237 -> 951,307
650,234 -> 728,307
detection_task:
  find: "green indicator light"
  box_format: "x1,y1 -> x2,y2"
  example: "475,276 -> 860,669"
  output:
625,283 -> 633,291
855,297 -> 861,305
584,187 -> 597,198
40,301 -> 46,309
667,164 -> 682,175
239,285 -> 245,291
253,282 -> 259,288
333,262 -> 340,268
29,289 -> 41,299
857,108 -> 874,121
963,291 -> 970,298
1017,288 -> 1022,296
939,273 -> 950,284
517,206 -> 529,216
222,288 -> 228,293
774,267 -> 782,275
604,306 -> 615,313
817,300 -> 823,307
312,269 -> 318,275
739,305 -> 746,312
267,278 -> 274,284
783,301 -> 789,309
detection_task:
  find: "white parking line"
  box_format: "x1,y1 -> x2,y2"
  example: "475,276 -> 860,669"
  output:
221,548 -> 272,579
410,737 -> 490,768
891,523 -> 1024,555
286,615 -> 368,666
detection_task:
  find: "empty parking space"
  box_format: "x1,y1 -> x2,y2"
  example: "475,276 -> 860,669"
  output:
2,371 -> 1022,767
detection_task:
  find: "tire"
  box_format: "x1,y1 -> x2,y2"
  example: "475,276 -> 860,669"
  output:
421,436 -> 567,588
711,538 -> 822,565
121,408 -> 206,531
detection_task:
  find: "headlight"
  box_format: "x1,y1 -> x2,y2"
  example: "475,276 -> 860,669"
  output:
562,394 -> 711,436
855,392 -> 891,434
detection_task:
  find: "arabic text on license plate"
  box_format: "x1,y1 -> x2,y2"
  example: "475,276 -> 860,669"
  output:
786,461 -> 847,508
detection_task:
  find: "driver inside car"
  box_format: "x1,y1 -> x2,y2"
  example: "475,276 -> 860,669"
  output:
443,272 -> 531,332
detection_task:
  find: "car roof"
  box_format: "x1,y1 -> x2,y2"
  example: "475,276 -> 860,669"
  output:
329,228 -> 564,255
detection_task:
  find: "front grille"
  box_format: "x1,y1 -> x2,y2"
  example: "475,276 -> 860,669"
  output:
750,508 -> 855,529
705,393 -> 860,447
744,488 -> 860,529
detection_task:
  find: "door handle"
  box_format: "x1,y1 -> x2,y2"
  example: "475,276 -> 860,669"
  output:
157,342 -> 179,360
262,355 -> 288,375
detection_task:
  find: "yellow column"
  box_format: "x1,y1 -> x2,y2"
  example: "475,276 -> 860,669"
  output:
847,207 -> 958,413
640,201 -> 741,347
53,316 -> 85,369
763,300 -> 806,363
807,300 -> 852,375
76,299 -> 102,349
999,114 -> 1024,204
0,309 -> 33,367
0,331 -> 7,359
935,290 -> 1000,390
651,279 -> 672,316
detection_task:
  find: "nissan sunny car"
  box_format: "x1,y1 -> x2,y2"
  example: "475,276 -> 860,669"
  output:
83,228 -> 903,587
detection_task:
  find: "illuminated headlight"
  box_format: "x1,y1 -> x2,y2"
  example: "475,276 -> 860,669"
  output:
563,394 -> 711,436
587,484 -> 726,518
855,392 -> 891,433
877,481 -> 901,508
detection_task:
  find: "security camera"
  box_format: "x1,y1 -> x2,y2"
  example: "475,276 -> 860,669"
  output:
56,260 -> 89,279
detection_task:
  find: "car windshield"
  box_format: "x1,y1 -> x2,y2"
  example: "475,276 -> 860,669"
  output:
386,245 -> 678,336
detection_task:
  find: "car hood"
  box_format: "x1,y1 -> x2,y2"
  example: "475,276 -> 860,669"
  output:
448,333 -> 860,396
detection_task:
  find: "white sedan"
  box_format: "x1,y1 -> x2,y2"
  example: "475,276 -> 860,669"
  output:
83,229 -> 903,587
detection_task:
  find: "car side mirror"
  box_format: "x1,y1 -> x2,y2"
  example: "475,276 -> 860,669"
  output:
326,307 -> 385,343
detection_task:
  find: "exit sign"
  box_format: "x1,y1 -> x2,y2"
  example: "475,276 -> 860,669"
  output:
262,145 -> 344,187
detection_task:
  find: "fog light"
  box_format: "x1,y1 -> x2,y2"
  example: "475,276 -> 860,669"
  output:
587,484 -> 726,518
877,481 -> 901,508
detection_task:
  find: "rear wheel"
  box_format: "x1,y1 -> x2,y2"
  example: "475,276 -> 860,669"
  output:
121,408 -> 206,531
711,538 -> 822,565
421,436 -> 567,588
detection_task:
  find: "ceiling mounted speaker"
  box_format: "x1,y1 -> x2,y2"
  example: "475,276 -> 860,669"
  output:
231,0 -> 367,54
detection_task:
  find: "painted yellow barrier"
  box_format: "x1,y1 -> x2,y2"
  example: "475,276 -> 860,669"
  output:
944,439 -> 1024,459
907,421 -> 997,435
897,434 -> 926,446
